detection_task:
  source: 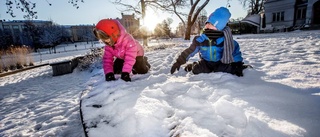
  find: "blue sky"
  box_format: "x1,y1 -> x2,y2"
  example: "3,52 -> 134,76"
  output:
0,0 -> 247,30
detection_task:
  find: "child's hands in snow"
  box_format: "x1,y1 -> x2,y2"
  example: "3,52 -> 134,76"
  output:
231,62 -> 244,77
170,62 -> 181,74
121,72 -> 131,82
105,73 -> 116,81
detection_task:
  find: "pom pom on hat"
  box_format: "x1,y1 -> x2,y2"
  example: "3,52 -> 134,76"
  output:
95,19 -> 120,42
206,7 -> 231,31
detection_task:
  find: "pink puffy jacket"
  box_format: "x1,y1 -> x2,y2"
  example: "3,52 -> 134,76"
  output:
103,20 -> 144,74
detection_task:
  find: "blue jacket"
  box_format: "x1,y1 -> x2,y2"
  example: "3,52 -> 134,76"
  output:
175,34 -> 243,65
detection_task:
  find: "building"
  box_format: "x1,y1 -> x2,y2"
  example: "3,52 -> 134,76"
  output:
0,20 -> 52,45
0,13 -> 139,48
116,13 -> 140,36
0,19 -> 96,48
70,25 -> 94,42
264,0 -> 320,31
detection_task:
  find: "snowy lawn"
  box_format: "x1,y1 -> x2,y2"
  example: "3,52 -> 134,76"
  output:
1,30 -> 319,137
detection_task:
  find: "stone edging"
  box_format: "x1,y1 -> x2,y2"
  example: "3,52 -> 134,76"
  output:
0,63 -> 49,78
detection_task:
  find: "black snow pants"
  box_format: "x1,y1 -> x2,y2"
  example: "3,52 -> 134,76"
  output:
191,59 -> 233,75
113,56 -> 150,74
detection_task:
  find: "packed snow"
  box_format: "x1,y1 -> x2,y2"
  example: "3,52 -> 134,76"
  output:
0,30 -> 319,137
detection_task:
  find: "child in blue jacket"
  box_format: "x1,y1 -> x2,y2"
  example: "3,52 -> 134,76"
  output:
170,7 -> 245,77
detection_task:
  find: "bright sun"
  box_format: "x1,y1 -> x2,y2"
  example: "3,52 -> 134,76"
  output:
142,13 -> 162,31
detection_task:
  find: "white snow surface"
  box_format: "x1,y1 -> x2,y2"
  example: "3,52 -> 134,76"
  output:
1,30 -> 320,137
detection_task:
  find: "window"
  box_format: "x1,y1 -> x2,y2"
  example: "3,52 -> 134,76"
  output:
12,25 -> 19,29
12,25 -> 21,36
21,25 -> 27,30
272,11 -> 285,22
302,9 -> 306,18
297,7 -> 307,19
281,12 -> 284,21
273,13 -> 276,22
3,25 -> 11,33
3,25 -> 10,29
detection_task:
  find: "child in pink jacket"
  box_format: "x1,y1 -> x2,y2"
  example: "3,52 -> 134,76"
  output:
93,19 -> 150,82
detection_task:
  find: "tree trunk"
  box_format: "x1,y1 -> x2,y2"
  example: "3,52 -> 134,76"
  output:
53,46 -> 56,54
141,0 -> 148,47
183,0 -> 210,40
184,23 -> 192,40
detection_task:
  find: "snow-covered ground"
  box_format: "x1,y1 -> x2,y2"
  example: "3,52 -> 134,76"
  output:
30,41 -> 103,64
0,30 -> 319,137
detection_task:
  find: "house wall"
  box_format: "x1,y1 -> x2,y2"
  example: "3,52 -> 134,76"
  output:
264,0 -> 295,30
307,0 -> 320,25
264,0 -> 320,30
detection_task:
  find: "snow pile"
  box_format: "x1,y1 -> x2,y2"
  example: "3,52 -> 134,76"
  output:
81,30 -> 320,137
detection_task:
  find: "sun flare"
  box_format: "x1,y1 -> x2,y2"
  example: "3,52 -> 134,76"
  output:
142,13 -> 162,31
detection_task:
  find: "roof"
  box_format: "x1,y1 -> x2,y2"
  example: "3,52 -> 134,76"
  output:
241,14 -> 261,27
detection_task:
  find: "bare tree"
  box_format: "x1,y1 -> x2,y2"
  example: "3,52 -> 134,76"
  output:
5,0 -> 83,19
153,18 -> 173,38
78,27 -> 95,46
166,0 -> 210,40
112,0 -> 211,40
0,30 -> 13,49
239,0 -> 265,15
38,23 -> 65,53
112,0 -> 150,46
22,21 -> 42,47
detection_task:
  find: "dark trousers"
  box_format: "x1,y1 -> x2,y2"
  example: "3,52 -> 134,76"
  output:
113,56 -> 150,74
192,59 -> 232,75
